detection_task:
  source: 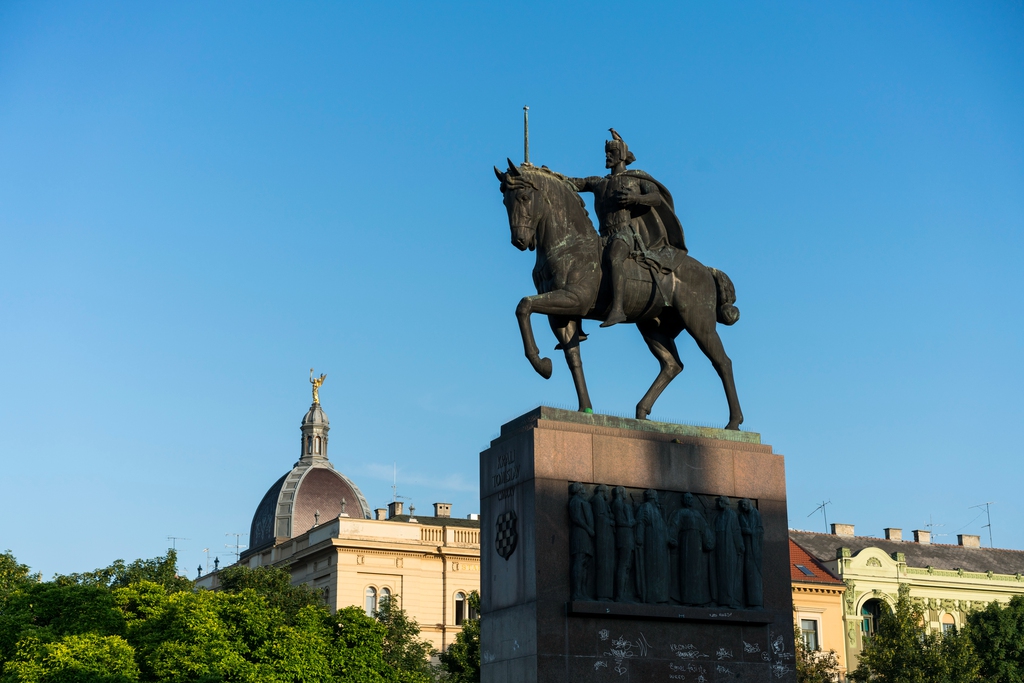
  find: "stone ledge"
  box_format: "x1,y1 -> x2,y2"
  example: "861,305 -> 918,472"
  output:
498,406 -> 762,444
567,601 -> 774,624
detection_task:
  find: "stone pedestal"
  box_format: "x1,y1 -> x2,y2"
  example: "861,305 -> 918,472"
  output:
479,407 -> 797,683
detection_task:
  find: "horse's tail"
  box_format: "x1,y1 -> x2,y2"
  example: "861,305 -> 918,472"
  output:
709,267 -> 740,326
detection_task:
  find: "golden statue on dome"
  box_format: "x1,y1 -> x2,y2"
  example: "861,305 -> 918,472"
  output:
310,368 -> 326,404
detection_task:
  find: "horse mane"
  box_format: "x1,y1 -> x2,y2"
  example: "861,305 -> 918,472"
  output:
521,164 -> 593,231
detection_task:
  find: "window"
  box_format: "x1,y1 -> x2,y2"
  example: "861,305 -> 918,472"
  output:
380,587 -> 391,608
321,586 -> 330,602
800,619 -> 819,651
455,592 -> 466,626
306,436 -> 312,454
365,587 -> 377,616
469,594 -> 479,620
942,613 -> 956,634
862,599 -> 885,639
795,564 -> 815,577
314,436 -> 321,454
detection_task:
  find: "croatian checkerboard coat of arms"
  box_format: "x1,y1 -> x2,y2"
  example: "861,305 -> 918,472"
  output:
495,510 -> 518,560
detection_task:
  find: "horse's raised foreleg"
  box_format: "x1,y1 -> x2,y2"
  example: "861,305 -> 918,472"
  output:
549,316 -> 592,412
515,290 -> 588,381
687,321 -> 744,430
635,318 -> 684,420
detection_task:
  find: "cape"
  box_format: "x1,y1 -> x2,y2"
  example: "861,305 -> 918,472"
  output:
622,169 -> 687,253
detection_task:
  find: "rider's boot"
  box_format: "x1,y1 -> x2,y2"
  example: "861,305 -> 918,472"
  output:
601,256 -> 628,327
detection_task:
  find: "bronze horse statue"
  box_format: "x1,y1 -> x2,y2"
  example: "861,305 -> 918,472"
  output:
494,160 -> 744,429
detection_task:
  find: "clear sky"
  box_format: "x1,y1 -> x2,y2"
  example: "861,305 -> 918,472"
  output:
1,2 -> 1021,578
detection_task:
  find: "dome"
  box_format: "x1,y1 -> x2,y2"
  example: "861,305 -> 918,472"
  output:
248,462 -> 371,551
246,389 -> 370,554
302,402 -> 329,427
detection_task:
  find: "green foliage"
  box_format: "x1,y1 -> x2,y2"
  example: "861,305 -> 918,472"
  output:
0,549 -> 408,683
373,595 -> 435,683
0,552 -> 38,603
966,595 -> 1024,683
438,591 -> 479,683
53,550 -> 191,594
793,624 -> 843,683
3,633 -> 139,683
849,583 -> 981,683
216,564 -> 324,623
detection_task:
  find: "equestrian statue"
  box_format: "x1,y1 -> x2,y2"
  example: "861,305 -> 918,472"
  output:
494,124 -> 744,429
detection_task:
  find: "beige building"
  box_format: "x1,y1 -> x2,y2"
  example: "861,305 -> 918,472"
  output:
197,387 -> 480,652
790,538 -> 847,670
792,524 -> 1024,675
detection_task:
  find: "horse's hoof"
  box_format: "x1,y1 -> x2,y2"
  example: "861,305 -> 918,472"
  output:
537,357 -> 553,379
725,420 -> 741,431
635,407 -> 650,420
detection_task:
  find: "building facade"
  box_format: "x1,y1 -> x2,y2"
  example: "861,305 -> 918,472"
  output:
789,539 -> 846,670
197,387 -> 480,653
792,525 -> 1024,674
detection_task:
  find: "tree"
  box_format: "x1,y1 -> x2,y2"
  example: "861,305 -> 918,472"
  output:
849,583 -> 980,683
0,552 -> 37,603
216,564 -> 324,623
3,633 -> 139,683
438,591 -> 479,683
373,595 -> 435,683
967,595 -> 1024,683
52,550 -> 191,594
794,624 -> 843,683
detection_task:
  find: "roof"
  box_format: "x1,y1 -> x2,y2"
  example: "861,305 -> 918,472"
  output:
790,530 -> 1024,575
790,538 -> 843,585
388,514 -> 481,529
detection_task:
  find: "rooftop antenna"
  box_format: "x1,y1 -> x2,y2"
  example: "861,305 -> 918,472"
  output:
224,533 -> 248,563
391,463 -> 409,504
807,500 -> 831,533
925,514 -> 947,539
202,547 -> 212,573
523,106 -> 530,165
970,502 -> 995,547
167,536 -> 189,550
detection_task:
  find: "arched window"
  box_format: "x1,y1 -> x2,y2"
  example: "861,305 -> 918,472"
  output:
321,586 -> 330,603
941,613 -> 956,634
365,586 -> 377,616
455,592 -> 466,625
314,436 -> 321,454
306,436 -> 312,454
380,587 -> 391,609
862,599 -> 886,639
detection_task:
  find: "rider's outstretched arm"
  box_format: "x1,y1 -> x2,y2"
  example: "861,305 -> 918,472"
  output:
569,176 -> 602,193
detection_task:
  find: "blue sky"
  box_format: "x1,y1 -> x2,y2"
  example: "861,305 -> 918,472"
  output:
1,2 -> 1021,578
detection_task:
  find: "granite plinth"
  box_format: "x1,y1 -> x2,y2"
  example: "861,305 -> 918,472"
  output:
480,407 -> 797,683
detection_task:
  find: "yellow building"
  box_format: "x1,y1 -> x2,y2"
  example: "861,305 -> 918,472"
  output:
792,525 -> 1024,674
197,385 -> 480,653
790,538 -> 847,670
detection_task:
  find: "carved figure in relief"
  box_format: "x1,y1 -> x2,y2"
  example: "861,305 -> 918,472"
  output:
738,498 -> 764,608
635,489 -> 670,603
668,492 -> 715,606
711,496 -> 744,609
569,482 -> 595,600
611,486 -> 637,602
590,484 -> 615,601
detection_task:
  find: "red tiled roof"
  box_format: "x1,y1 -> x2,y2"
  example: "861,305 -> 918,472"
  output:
790,539 -> 843,585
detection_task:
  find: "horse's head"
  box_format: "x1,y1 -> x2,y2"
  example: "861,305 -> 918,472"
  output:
494,158 -> 542,251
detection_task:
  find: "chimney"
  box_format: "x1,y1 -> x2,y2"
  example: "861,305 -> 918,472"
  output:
375,508 -> 387,521
884,528 -> 902,542
958,534 -> 981,548
387,501 -> 403,519
913,529 -> 931,544
831,523 -> 855,537
467,513 -> 479,521
433,502 -> 452,518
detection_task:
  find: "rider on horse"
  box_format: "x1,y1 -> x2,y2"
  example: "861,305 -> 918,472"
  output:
570,129 -> 687,327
